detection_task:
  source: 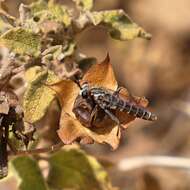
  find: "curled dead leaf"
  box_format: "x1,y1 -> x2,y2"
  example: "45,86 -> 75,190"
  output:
48,79 -> 80,117
49,54 -> 153,149
81,54 -> 118,91
57,111 -> 120,150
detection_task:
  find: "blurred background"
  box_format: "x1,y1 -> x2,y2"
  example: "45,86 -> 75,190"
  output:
2,0 -> 190,189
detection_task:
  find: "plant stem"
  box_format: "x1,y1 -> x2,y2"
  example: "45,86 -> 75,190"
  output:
9,142 -> 64,156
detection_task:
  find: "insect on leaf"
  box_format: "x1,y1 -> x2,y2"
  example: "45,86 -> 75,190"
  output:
50,55 -> 151,149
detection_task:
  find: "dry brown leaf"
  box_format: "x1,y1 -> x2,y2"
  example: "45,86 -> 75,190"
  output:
49,54 -> 152,149
48,79 -> 79,117
80,136 -> 94,144
81,54 -> 118,91
57,111 -> 121,150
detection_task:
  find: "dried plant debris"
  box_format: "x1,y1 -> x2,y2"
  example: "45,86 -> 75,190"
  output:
0,89 -> 35,179
49,55 -> 156,149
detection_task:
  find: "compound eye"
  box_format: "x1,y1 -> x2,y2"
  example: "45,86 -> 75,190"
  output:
81,90 -> 88,98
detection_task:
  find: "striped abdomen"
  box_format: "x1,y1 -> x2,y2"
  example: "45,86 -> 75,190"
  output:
118,98 -> 157,121
90,88 -> 157,121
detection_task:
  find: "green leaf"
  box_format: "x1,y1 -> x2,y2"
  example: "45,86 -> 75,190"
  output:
23,66 -> 60,123
91,10 -> 151,40
10,156 -> 48,190
47,147 -> 116,190
0,28 -> 41,57
42,41 -> 76,64
30,0 -> 71,27
30,0 -> 48,14
62,40 -> 76,58
48,2 -> 72,27
73,0 -> 94,11
42,45 -> 63,63
8,132 -> 26,151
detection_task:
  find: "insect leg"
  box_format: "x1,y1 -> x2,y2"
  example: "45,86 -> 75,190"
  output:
0,117 -> 3,126
104,109 -> 121,136
89,105 -> 99,126
104,109 -> 120,125
98,103 -> 121,126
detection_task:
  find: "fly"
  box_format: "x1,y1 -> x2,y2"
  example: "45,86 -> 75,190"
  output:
79,82 -> 157,127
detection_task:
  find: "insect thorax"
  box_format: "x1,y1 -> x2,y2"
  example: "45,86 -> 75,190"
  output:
90,88 -> 118,109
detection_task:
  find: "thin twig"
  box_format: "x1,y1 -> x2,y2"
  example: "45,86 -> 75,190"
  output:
118,156 -> 190,171
9,142 -> 64,156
